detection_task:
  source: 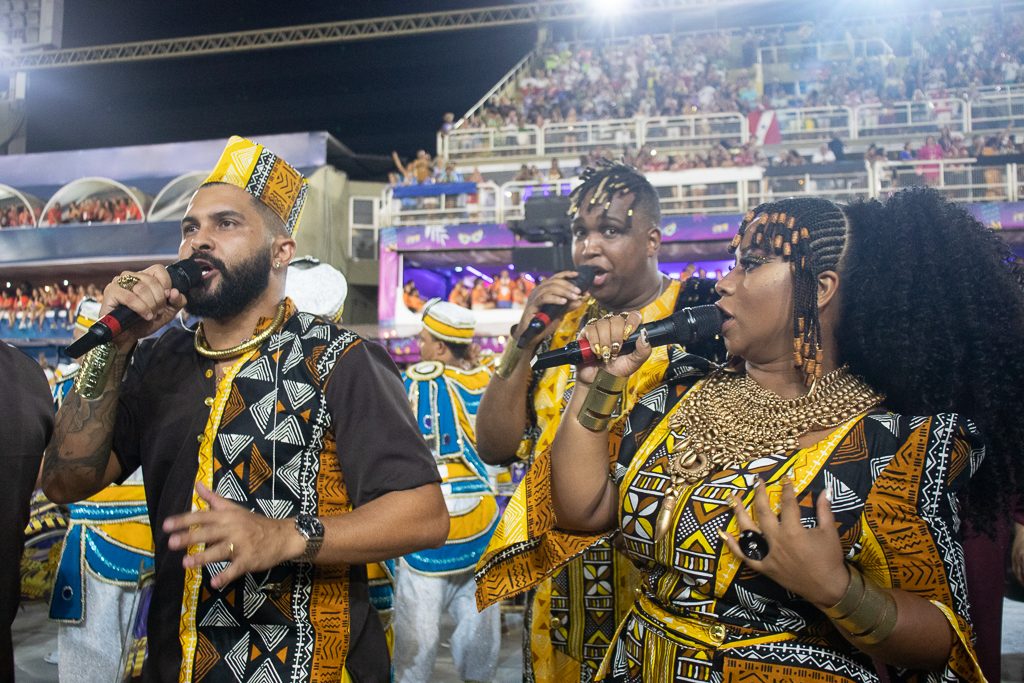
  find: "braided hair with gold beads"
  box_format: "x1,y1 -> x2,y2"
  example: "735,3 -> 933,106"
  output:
729,197 -> 848,384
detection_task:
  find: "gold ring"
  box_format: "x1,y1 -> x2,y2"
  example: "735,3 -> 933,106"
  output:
622,324 -> 634,338
116,274 -> 140,292
610,342 -> 621,354
227,542 -> 235,559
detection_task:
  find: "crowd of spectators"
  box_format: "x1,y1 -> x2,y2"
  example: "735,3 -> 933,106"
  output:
0,202 -> 34,228
403,270 -> 537,314
446,9 -> 1024,135
0,282 -> 98,333
42,197 -> 142,227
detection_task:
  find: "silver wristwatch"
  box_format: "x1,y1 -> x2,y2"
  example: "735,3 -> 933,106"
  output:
293,514 -> 325,563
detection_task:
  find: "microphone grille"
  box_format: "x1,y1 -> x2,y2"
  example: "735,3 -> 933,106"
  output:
688,305 -> 723,341
572,265 -> 596,290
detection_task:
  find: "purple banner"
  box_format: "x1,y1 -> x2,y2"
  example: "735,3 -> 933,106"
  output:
965,202 -> 1024,230
660,215 -> 744,243
381,223 -> 517,253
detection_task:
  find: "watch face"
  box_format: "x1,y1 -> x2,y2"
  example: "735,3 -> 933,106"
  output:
296,514 -> 324,539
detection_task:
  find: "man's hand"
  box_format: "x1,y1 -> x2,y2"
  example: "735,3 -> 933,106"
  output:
164,482 -> 304,590
515,270 -> 587,349
100,265 -> 188,350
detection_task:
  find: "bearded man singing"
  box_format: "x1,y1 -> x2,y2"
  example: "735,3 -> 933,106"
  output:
42,136 -> 448,683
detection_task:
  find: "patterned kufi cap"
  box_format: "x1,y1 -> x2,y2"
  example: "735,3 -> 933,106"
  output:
74,297 -> 101,332
285,256 -> 348,322
422,298 -> 475,344
202,135 -> 309,236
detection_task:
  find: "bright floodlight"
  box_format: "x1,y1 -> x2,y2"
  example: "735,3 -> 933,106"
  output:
589,0 -> 626,16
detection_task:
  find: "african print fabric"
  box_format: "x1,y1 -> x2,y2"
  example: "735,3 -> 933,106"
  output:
600,372 -> 986,682
403,359 -> 498,574
203,135 -> 308,236
178,299 -> 362,683
476,279 -> 699,683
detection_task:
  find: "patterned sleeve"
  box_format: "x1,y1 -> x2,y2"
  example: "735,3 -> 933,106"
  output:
856,414 -> 986,682
474,365 -> 705,610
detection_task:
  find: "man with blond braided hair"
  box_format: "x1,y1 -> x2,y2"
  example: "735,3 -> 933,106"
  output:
475,162 -> 723,682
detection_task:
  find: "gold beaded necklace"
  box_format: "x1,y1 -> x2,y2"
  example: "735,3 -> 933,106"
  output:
653,366 -> 884,541
194,300 -> 288,361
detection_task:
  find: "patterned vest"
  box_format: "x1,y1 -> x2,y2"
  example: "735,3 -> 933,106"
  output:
179,303 -> 363,683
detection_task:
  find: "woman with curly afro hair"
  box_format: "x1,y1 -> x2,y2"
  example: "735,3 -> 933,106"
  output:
541,187 -> 1022,682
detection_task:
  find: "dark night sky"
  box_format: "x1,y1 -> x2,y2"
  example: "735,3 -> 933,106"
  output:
22,1 -> 539,156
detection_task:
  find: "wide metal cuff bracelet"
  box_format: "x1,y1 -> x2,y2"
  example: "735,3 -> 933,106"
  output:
495,341 -> 525,379
577,369 -> 627,431
73,342 -> 118,400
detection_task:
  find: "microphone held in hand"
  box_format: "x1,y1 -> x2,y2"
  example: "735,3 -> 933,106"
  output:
516,266 -> 596,349
532,304 -> 723,370
65,259 -> 204,358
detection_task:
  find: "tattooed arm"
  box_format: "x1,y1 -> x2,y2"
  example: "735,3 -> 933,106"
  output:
41,348 -> 129,504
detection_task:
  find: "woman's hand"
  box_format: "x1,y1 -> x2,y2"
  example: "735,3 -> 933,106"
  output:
720,478 -> 850,609
576,310 -> 648,385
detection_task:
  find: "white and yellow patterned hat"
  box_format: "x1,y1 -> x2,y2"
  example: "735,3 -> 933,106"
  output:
422,298 -> 475,344
203,135 -> 308,236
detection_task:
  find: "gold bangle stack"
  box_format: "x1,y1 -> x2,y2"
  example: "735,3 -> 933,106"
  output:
73,342 -> 118,400
822,564 -> 898,646
495,340 -> 525,380
576,369 -> 627,431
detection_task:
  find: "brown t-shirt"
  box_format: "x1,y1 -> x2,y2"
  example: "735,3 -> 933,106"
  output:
113,323 -> 439,682
0,343 -> 52,680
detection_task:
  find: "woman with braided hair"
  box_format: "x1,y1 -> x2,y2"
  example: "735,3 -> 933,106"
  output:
544,188 -> 1024,681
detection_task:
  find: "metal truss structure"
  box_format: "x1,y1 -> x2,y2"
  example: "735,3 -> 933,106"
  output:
0,0 -> 749,71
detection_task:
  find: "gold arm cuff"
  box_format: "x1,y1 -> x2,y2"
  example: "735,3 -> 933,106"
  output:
827,565 -> 898,646
576,369 -> 627,432
853,591 -> 898,646
73,342 -> 118,400
823,564 -> 865,620
495,341 -> 525,379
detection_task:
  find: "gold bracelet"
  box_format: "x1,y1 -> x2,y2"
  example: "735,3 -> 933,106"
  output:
73,342 -> 118,400
824,564 -> 898,646
577,369 -> 627,431
823,564 -> 865,620
495,341 -> 525,379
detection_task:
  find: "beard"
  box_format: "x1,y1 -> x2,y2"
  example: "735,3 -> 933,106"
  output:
185,248 -> 272,321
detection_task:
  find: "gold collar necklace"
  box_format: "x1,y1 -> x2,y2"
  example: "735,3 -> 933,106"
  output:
654,365 -> 884,541
194,300 -> 288,361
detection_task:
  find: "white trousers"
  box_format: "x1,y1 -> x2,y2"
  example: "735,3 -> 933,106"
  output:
58,575 -> 140,683
393,560 -> 500,683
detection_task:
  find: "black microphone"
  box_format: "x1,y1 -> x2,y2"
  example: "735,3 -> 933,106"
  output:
516,266 -> 596,349
65,258 -> 205,358
532,304 -> 723,370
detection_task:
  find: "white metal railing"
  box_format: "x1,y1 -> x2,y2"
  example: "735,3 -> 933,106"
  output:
775,106 -> 854,145
757,38 -> 891,65
969,91 -> 1024,134
873,158 -> 1018,203
854,99 -> 969,139
643,113 -> 747,151
542,119 -> 641,156
500,178 -> 579,222
755,165 -> 874,205
378,158 -> 1023,232
442,125 -> 541,160
380,181 -> 500,228
440,93 -> 1024,161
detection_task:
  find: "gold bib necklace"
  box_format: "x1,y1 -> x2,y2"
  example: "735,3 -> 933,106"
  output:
194,300 -> 288,361
653,366 -> 884,541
